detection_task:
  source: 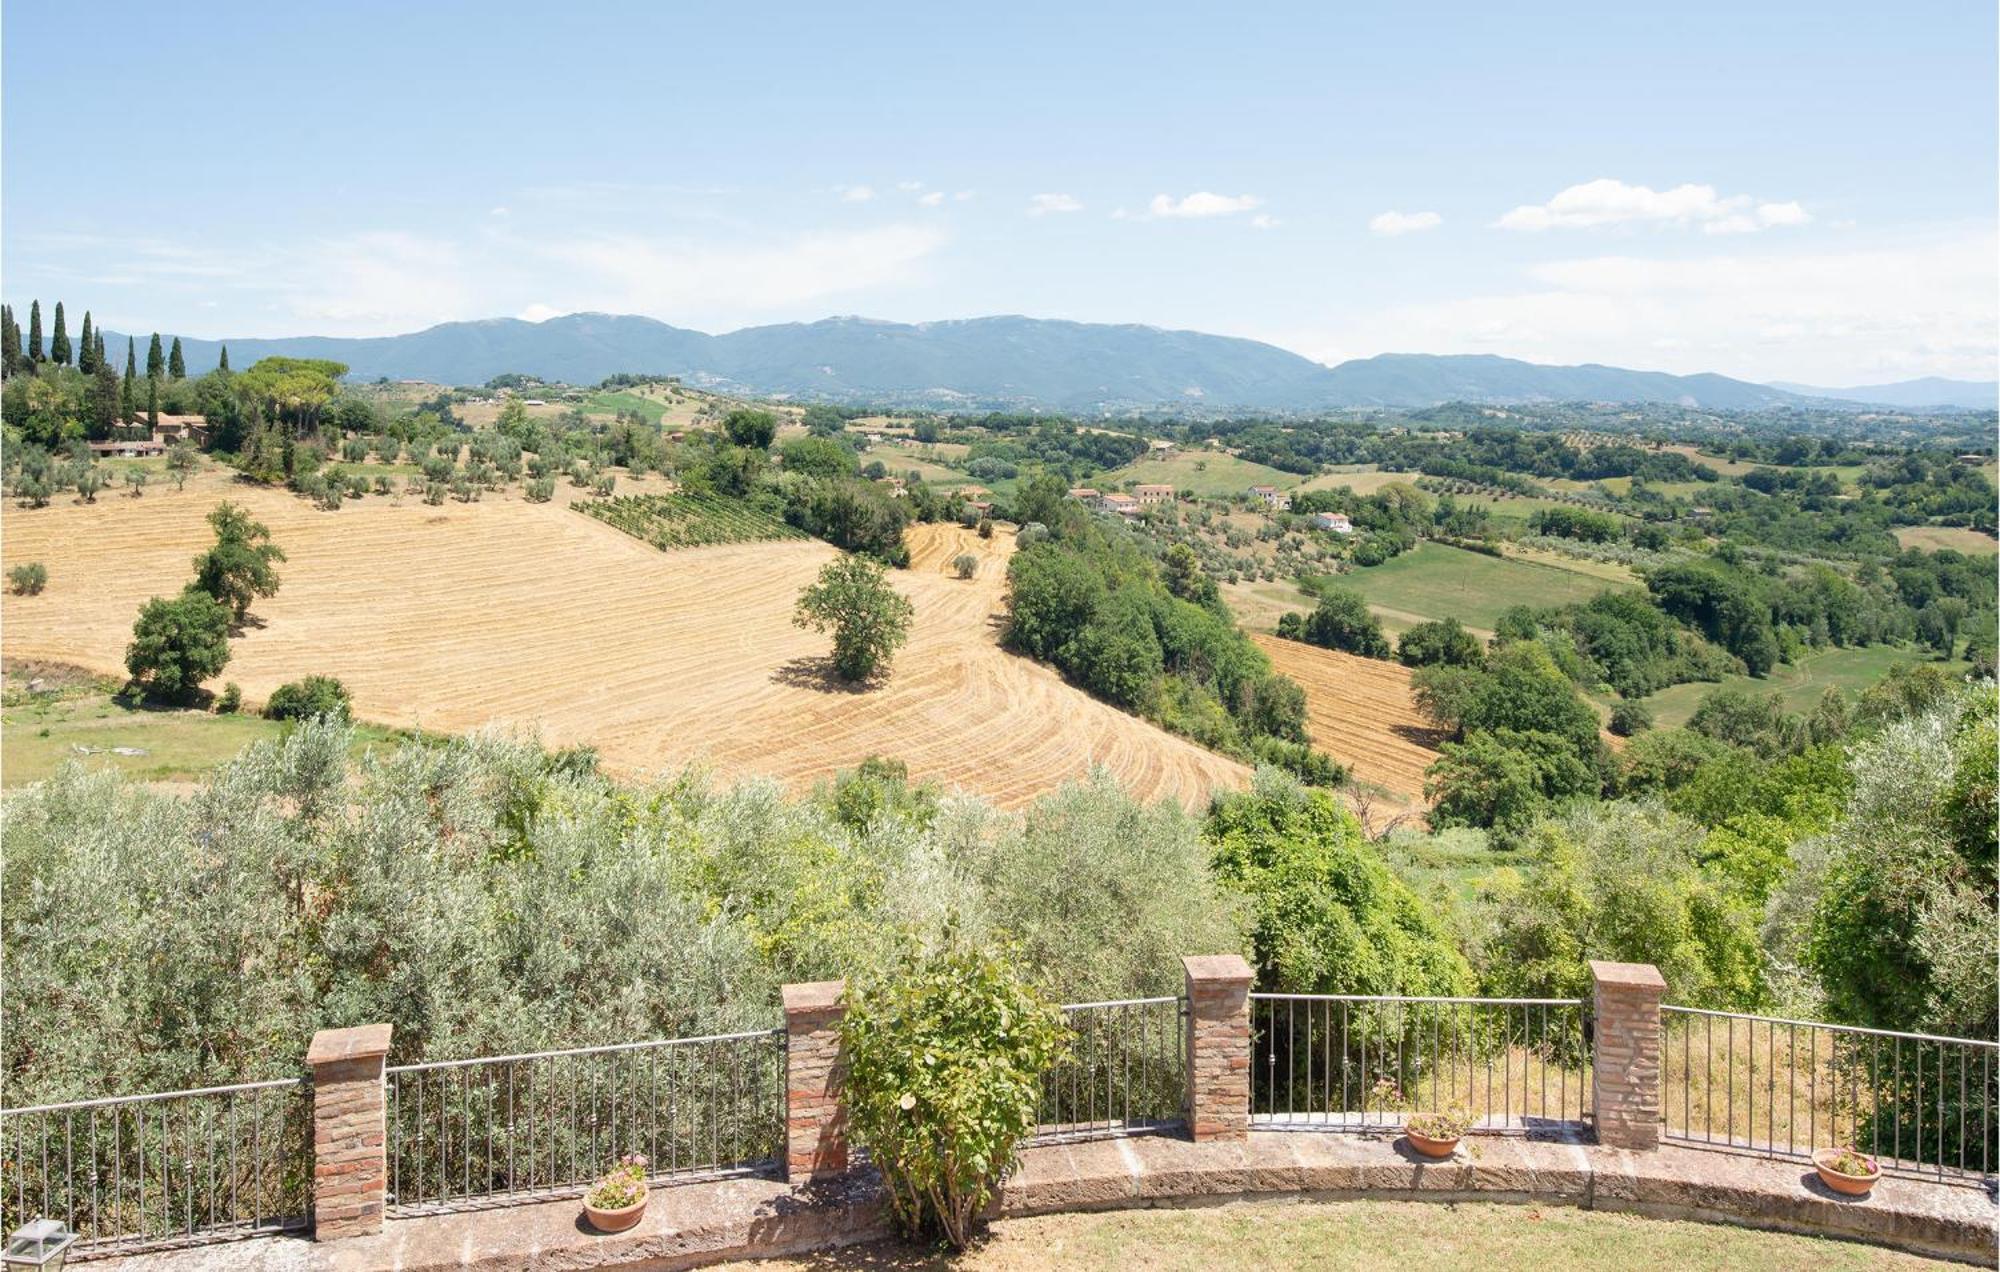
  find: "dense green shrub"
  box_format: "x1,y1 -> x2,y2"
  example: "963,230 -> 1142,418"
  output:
7,561 -> 47,595
263,674 -> 352,722
125,590 -> 231,702
842,939 -> 1069,1249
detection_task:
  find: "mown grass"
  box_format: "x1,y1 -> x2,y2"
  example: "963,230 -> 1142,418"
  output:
721,1199 -> 1946,1270
1106,451 -> 1304,498
2,685 -> 407,786
1636,645 -> 1964,730
1340,542 -> 1630,632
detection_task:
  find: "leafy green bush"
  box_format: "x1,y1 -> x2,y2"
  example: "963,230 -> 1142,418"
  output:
263,674 -> 352,722
215,682 -> 242,714
8,561 -> 47,595
841,939 -> 1069,1249
125,590 -> 232,702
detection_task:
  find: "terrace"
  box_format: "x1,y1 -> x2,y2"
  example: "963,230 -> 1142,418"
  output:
3,958 -> 1992,1268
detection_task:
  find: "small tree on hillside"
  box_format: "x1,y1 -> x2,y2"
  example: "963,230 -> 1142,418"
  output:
167,443 -> 197,490
190,501 -> 285,620
126,591 -> 232,702
722,407 -> 777,450
794,554 -> 914,682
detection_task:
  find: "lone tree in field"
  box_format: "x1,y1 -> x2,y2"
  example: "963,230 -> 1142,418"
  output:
794,554 -> 914,682
722,407 -> 778,450
190,501 -> 286,620
126,591 -> 232,702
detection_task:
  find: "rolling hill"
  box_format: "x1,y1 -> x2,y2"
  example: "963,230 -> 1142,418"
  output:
1764,376 -> 1997,410
89,311 -> 1976,414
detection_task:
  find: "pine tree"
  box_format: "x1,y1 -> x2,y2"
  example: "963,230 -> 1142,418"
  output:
122,337 -> 138,425
1,305 -> 19,376
146,333 -> 165,380
49,302 -> 70,366
168,337 -> 186,380
218,345 -> 230,372
77,312 -> 96,372
27,301 -> 43,364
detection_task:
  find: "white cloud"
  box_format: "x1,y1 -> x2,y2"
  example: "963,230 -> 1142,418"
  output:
1496,179 -> 1810,234
917,191 -> 944,207
1250,213 -> 1279,231
836,184 -> 877,203
1028,192 -> 1083,216
897,180 -> 924,192
1147,191 -> 1262,219
517,303 -> 562,322
489,206 -> 511,217
952,190 -> 974,202
1369,209 -> 1441,236
1267,228 -> 1997,383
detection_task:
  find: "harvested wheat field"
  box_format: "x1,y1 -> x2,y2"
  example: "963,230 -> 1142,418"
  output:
1,473 -> 1247,810
1253,632 -> 1441,803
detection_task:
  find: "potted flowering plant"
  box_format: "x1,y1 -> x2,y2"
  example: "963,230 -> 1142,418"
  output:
1812,1146 -> 1881,1197
583,1153 -> 651,1232
1371,1078 -> 1472,1160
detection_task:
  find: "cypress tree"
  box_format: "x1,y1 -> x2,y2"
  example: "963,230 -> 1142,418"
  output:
49,302 -> 70,366
1,305 -> 19,376
168,337 -> 186,380
218,344 -> 230,372
77,312 -> 96,372
147,375 -> 160,430
146,332 -> 165,380
122,337 -> 137,425
27,301 -> 43,364
94,328 -> 106,367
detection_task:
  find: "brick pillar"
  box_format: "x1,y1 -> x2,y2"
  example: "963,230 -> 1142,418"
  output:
783,980 -> 848,1182
1182,954 -> 1254,1142
1590,960 -> 1666,1151
307,1023 -> 392,1241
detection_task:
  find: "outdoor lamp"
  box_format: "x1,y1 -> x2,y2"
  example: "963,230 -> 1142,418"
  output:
1,1220 -> 76,1271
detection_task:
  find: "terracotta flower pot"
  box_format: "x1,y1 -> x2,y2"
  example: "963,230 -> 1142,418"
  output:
584,1192 -> 648,1233
1813,1149 -> 1880,1197
1404,1119 -> 1463,1160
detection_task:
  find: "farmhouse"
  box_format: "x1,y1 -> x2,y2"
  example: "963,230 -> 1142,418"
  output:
150,413 -> 209,446
1249,485 -> 1291,511
87,439 -> 165,458
1067,486 -> 1100,501
1133,483 -> 1174,506
1314,512 -> 1354,534
1098,492 -> 1140,516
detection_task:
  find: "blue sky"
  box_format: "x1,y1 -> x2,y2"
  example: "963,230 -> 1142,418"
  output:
4,0 -> 1995,383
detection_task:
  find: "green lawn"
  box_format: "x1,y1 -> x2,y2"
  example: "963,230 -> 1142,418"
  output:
1105,451 -> 1304,498
724,1199 -> 1944,1270
582,390 -> 668,424
3,687 -> 406,786
1341,541 -> 1631,632
1636,644 -> 1964,730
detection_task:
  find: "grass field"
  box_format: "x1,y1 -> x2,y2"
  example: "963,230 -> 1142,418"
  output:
1341,542 -> 1630,633
1,678 -> 406,786
1635,644 -> 1962,729
1,471 -> 1246,810
1893,525 -> 1998,555
1294,467 -> 1426,496
1252,633 -> 1440,806
582,389 -> 668,424
718,1199 -> 1944,1271
1105,451 -> 1303,498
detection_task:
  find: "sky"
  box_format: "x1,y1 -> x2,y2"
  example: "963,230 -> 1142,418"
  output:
4,0 -> 1996,385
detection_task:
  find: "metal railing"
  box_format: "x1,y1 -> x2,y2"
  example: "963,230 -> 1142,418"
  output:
1662,1007 -> 1998,1183
1034,997 -> 1186,1142
385,1028 -> 785,1214
1249,994 -> 1592,1133
0,1079 -> 312,1255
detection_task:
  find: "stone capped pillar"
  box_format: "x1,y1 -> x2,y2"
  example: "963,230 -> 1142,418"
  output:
1182,954 -> 1254,1142
1590,960 -> 1666,1151
783,980 -> 849,1182
307,1023 -> 392,1241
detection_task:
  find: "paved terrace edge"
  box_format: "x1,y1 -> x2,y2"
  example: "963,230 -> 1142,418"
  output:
83,1132 -> 1997,1270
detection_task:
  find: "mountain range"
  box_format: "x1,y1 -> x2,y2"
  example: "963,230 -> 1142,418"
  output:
99,313 -> 1997,414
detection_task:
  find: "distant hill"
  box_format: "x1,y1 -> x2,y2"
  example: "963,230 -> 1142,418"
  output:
91,311 -> 1941,413
1766,376 -> 1998,411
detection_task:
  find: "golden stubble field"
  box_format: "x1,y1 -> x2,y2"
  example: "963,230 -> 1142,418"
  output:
1,472 -> 1248,810
1251,633 -> 1442,804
